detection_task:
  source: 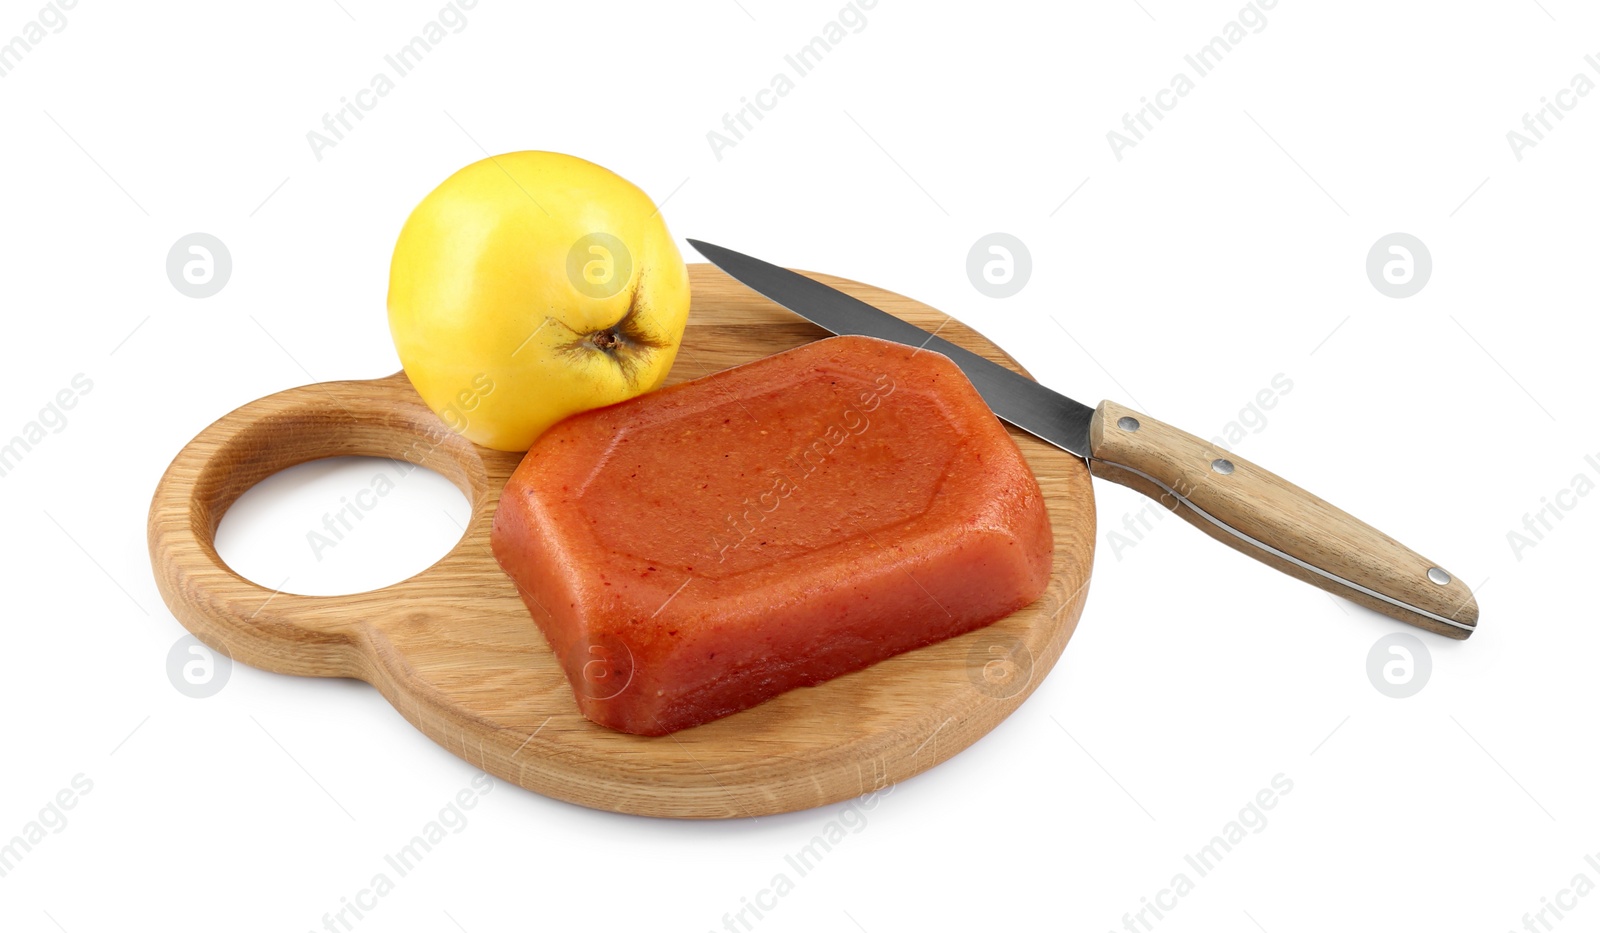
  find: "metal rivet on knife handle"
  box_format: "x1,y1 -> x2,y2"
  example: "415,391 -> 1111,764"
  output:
1427,567 -> 1452,586
1117,416 -> 1140,432
1211,458 -> 1235,475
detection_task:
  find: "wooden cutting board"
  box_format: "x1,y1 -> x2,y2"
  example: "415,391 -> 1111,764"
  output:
147,263 -> 1096,819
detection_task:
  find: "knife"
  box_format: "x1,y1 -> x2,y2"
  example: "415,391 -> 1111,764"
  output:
687,239 -> 1479,639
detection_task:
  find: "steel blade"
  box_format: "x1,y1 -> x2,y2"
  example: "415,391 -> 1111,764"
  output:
688,239 -> 1096,458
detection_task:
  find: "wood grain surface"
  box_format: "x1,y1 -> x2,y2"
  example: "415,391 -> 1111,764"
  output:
147,263 -> 1097,819
1088,400 -> 1478,638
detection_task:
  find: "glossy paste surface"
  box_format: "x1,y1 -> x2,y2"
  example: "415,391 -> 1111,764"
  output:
491,335 -> 1053,735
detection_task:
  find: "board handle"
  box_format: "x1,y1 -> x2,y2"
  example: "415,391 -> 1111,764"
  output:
1087,400 -> 1478,638
147,373 -> 499,678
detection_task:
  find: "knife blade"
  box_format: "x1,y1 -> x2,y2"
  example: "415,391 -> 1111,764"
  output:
687,239 -> 1096,457
687,238 -> 1480,639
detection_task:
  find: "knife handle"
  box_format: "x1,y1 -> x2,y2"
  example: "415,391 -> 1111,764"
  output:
1086,401 -> 1478,638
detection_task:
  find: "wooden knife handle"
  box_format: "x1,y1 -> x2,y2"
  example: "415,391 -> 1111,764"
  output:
1087,400 -> 1478,638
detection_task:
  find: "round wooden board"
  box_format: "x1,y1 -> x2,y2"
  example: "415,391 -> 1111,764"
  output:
147,264 -> 1096,819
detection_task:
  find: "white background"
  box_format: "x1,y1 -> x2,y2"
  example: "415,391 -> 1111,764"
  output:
1,1 -> 1596,931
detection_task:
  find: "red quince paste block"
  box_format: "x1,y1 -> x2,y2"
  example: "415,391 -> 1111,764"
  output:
491,335 -> 1052,735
